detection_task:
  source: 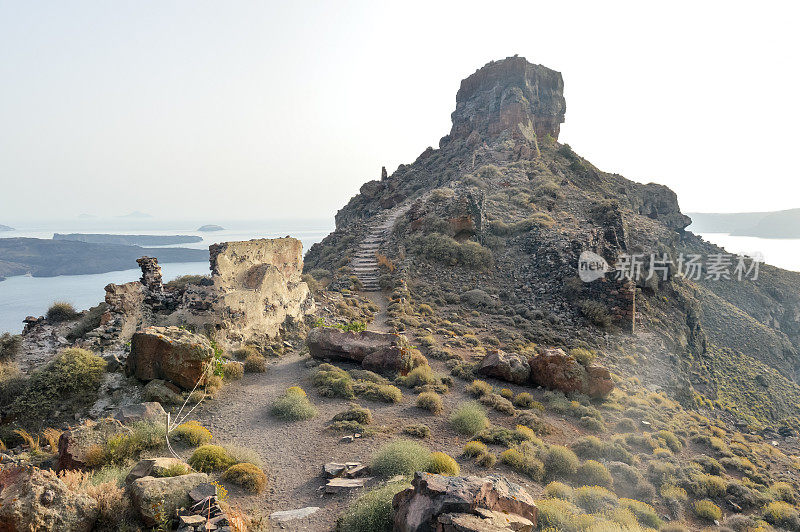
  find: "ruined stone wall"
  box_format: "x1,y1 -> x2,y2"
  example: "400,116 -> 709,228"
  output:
92,238 -> 315,349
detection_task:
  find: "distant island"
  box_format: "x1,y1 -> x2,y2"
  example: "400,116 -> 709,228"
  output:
117,211 -> 153,219
0,224 -> 13,231
0,238 -> 206,280
689,208 -> 800,238
197,224 -> 225,232
53,233 -> 203,246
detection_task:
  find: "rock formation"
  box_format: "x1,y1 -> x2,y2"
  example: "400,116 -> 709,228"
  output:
307,327 -> 410,373
392,472 -> 537,532
528,348 -> 614,398
446,56 -> 566,146
88,237 -> 315,350
127,326 -> 214,390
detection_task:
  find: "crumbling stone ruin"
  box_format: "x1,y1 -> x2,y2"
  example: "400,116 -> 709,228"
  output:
90,238 -> 315,351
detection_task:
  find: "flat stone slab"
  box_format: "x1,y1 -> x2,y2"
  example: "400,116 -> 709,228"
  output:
325,477 -> 371,493
270,507 -> 321,522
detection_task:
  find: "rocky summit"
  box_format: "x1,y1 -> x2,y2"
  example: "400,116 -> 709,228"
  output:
2,56 -> 800,532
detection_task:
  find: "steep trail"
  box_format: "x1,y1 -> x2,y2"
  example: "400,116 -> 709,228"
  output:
350,203 -> 411,292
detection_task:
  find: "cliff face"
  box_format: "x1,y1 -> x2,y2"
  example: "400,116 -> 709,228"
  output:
445,56 -> 566,145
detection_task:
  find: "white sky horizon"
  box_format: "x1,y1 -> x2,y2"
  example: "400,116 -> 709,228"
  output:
1,1 -> 798,221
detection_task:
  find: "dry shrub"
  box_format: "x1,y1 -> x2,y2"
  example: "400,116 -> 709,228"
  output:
244,354 -> 267,373
376,254 -> 396,272
42,428 -> 62,452
222,462 -> 268,493
85,481 -> 129,526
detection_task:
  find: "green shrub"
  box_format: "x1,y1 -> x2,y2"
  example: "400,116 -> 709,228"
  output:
188,444 -> 235,472
222,361 -> 244,380
544,481 -> 573,500
67,303 -> 108,340
46,301 -> 79,322
465,379 -> 492,397
157,463 -> 191,477
543,445 -> 579,479
512,392 -> 534,408
763,500 -> 800,529
0,333 -> 22,360
332,404 -> 372,425
535,498 -> 583,531
573,485 -> 618,513
578,300 -> 611,328
411,233 -> 492,269
575,460 -> 612,487
462,441 -> 488,458
402,424 -> 430,438
476,452 -> 497,468
12,348 -> 106,421
476,426 -> 537,447
688,473 -> 727,499
222,462 -> 268,493
655,430 -> 682,453
336,482 -> 410,532
478,393 -> 515,416
450,402 -> 489,435
225,445 -> 264,469
616,418 -> 637,432
569,348 -> 595,366
164,274 -> 210,290
416,392 -> 444,414
101,421 -> 166,465
578,416 -> 605,432
371,439 -> 430,477
619,498 -> 661,528
313,364 -> 355,398
270,387 -> 317,421
427,452 -> 459,476
243,354 -> 267,373
693,499 -> 722,522
172,421 -> 213,446
353,381 -> 402,403
499,448 -> 544,481
403,365 -> 437,388
770,481 -> 797,504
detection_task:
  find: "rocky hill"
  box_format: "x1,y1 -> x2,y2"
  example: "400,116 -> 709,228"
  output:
307,56 -> 800,434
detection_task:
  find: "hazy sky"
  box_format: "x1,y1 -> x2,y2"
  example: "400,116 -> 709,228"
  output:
1,1 -> 798,221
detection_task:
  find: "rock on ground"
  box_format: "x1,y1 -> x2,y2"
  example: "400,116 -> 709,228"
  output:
307,327 -> 407,372
0,464 -> 98,532
392,472 -> 537,532
528,348 -> 613,399
57,418 -> 127,471
127,326 -> 213,390
114,401 -> 167,425
129,472 -> 208,526
475,350 -> 530,385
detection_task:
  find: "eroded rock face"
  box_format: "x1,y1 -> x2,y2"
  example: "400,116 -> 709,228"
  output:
528,348 -> 613,398
207,238 -> 315,342
127,326 -> 214,390
129,472 -> 209,526
307,327 -> 406,372
448,56 -> 566,145
475,350 -> 530,385
392,472 -> 537,532
57,418 -> 128,471
0,464 -> 98,531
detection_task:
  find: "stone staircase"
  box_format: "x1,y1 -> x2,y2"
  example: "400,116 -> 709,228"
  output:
351,204 -> 411,292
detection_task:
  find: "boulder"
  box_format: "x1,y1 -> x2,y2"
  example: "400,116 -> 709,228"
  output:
475,350 -> 530,385
143,379 -> 183,404
0,464 -> 98,531
114,402 -> 167,426
57,418 -> 127,471
127,326 -> 214,390
392,472 -> 537,532
307,327 -> 407,373
125,457 -> 189,485
129,472 -> 208,526
528,348 -> 614,399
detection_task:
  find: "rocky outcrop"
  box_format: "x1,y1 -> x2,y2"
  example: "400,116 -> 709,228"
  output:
0,464 -> 98,531
307,327 -> 408,373
475,350 -> 530,385
528,348 -> 613,398
392,472 -> 537,532
57,418 -> 128,471
127,326 -> 214,390
129,472 -> 208,526
447,56 -> 566,146
114,402 -> 167,426
125,457 -> 190,485
206,238 -> 315,342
